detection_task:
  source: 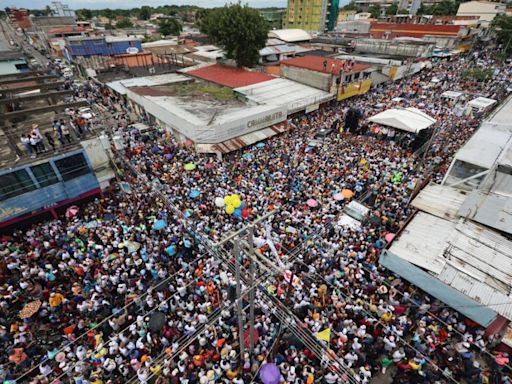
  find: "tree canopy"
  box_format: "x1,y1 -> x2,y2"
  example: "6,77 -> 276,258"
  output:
368,4 -> 381,18
386,3 -> 398,15
200,3 -> 269,68
341,2 -> 361,12
158,18 -> 183,36
492,14 -> 512,54
417,0 -> 459,15
116,18 -> 133,29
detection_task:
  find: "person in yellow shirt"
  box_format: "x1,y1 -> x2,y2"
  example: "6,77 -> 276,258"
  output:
49,292 -> 64,308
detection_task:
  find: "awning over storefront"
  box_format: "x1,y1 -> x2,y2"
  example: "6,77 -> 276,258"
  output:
196,121 -> 290,154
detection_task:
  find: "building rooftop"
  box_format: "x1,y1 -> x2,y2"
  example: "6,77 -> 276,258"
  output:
281,55 -> 371,75
183,64 -> 274,89
234,78 -> 333,114
370,23 -> 463,38
268,29 -> 312,43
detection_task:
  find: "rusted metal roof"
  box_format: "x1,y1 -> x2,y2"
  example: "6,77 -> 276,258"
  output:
185,64 -> 274,89
281,55 -> 370,75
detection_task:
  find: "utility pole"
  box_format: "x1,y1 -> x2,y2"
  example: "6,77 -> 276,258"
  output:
247,225 -> 256,354
234,240 -> 245,359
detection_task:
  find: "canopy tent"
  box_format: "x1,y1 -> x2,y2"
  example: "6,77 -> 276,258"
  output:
368,107 -> 436,134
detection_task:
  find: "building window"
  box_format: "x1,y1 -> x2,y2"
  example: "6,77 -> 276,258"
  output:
354,72 -> 360,80
31,162 -> 59,187
129,41 -> 135,47
107,43 -> 113,48
54,153 -> 91,181
0,169 -> 36,201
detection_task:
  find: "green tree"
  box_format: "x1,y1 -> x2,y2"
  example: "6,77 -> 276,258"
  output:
386,3 -> 398,15
77,9 -> 93,20
368,4 -> 381,18
195,8 -> 211,28
139,6 -> 152,20
492,14 -> 512,54
116,18 -> 133,28
462,67 -> 493,82
200,3 -> 269,68
102,8 -> 114,20
158,18 -> 182,36
341,2 -> 361,12
430,0 -> 458,15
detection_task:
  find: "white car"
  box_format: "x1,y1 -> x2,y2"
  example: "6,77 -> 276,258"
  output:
78,107 -> 95,120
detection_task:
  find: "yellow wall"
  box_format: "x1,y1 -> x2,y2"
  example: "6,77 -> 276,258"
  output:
337,79 -> 372,101
286,0 -> 325,31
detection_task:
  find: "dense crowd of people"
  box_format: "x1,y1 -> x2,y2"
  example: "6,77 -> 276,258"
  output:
1,45 -> 512,384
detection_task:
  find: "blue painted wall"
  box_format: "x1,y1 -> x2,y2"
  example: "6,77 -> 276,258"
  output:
0,149 -> 100,223
380,250 -> 498,327
65,38 -> 143,61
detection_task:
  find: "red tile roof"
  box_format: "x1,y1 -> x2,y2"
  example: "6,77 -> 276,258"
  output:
185,64 -> 273,88
280,56 -> 370,75
370,23 -> 462,38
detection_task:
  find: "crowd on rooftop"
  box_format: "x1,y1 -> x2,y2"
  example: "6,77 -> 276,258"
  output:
1,45 -> 512,384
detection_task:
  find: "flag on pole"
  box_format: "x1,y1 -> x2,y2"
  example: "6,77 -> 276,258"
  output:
316,328 -> 331,342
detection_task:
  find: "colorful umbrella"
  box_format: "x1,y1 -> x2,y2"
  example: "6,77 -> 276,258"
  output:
385,233 -> 396,242
19,300 -> 41,319
243,328 -> 260,347
306,199 -> 318,208
256,142 -> 265,148
153,220 -> 167,230
333,192 -> 344,201
341,189 -> 354,199
260,363 -> 281,384
189,190 -> 201,199
65,205 -> 79,219
184,163 -> 196,171
242,153 -> 253,160
149,311 -> 167,332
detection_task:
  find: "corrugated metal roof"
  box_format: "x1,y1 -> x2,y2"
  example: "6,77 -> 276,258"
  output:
234,78 -> 333,113
389,212 -> 451,274
458,190 -> 512,234
120,73 -> 189,88
390,213 -> 512,321
438,263 -> 512,322
442,220 -> 512,294
452,95 -> 512,169
411,183 -> 469,221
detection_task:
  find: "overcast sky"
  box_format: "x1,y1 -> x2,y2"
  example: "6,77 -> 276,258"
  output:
9,0 -> 351,10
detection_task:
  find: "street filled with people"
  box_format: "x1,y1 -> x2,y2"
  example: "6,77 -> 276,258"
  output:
1,45 -> 512,384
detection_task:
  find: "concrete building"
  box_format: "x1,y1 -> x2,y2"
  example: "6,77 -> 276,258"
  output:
370,22 -> 470,48
457,1 -> 506,24
0,51 -> 29,76
284,0 -> 340,32
355,0 -> 448,11
280,55 -> 373,100
50,1 -> 76,18
382,96 -> 512,341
